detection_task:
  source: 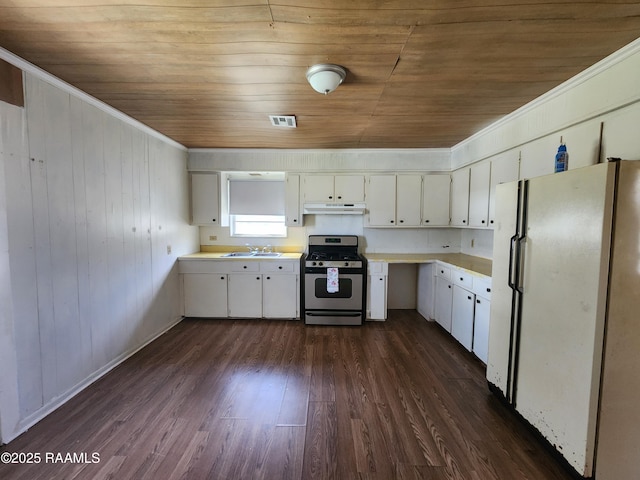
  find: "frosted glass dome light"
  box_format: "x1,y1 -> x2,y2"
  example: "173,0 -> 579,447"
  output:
306,64 -> 347,95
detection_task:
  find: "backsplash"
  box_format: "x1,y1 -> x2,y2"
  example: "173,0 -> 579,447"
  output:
199,215 -> 494,258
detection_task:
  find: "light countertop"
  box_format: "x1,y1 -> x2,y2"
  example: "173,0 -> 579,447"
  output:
179,252 -> 303,261
364,253 -> 492,277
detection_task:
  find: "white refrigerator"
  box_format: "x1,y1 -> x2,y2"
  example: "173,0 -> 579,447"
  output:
487,160 -> 640,479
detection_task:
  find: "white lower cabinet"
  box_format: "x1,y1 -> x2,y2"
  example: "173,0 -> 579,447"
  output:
183,273 -> 228,317
263,274 -> 298,318
434,275 -> 453,332
179,257 -> 300,319
367,261 -> 388,320
451,285 -> 475,351
228,273 -> 263,317
473,295 -> 491,363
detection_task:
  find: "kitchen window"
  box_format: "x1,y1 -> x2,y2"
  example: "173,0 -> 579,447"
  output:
228,175 -> 286,237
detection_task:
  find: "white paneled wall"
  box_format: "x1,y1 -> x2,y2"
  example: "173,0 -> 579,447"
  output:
0,74 -> 197,443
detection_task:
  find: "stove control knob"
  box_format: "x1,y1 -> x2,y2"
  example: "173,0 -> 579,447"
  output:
319,261 -> 324,266
312,261 -> 317,266
344,261 -> 349,267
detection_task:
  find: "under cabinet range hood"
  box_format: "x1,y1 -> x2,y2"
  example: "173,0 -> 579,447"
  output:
303,202 -> 366,215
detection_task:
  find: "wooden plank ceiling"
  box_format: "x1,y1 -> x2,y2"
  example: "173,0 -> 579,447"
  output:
0,1 -> 639,149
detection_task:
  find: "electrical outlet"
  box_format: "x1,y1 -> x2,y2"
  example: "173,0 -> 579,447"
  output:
209,235 -> 217,241
166,245 -> 172,255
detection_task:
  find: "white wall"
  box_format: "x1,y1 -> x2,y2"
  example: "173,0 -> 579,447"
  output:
0,73 -> 198,443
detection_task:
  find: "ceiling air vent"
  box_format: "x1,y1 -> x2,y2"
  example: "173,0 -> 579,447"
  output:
269,115 -> 297,128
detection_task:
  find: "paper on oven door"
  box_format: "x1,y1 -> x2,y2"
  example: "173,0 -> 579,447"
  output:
327,267 -> 339,293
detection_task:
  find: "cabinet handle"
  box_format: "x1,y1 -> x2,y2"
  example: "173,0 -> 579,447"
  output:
212,218 -> 217,222
448,285 -> 451,289
243,265 -> 247,269
467,295 -> 472,300
462,219 -> 466,224
487,287 -> 491,292
490,220 -> 494,224
220,276 -> 224,280
379,277 -> 383,281
278,266 -> 283,269
390,220 -> 394,223
256,276 -> 260,280
477,299 -> 481,304
399,219 -> 404,223
460,277 -> 463,281
293,219 -> 297,223
329,196 -> 333,199
266,276 -> 271,280
441,270 -> 444,274
425,219 -> 430,223
338,196 -> 342,199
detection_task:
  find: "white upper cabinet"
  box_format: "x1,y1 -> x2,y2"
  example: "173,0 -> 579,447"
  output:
468,161 -> 491,228
450,168 -> 470,227
366,174 -> 422,227
366,174 -> 397,226
422,174 -> 451,226
285,173 -> 302,227
190,172 -> 219,225
489,153 -> 520,227
303,174 -> 365,203
396,175 -> 423,226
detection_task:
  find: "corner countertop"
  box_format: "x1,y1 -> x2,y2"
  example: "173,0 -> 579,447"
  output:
364,253 -> 492,277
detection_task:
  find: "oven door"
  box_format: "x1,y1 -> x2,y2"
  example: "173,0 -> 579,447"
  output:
304,273 -> 363,311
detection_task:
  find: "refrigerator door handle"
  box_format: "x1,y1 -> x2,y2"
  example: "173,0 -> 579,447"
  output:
508,234 -> 518,289
516,236 -> 526,293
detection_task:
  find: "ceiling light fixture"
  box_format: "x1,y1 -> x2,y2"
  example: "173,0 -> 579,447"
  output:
306,64 -> 346,95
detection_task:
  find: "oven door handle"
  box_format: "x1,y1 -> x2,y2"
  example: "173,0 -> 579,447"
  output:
305,311 -> 362,317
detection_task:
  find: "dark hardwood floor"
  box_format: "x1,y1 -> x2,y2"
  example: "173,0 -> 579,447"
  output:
0,310 -> 575,480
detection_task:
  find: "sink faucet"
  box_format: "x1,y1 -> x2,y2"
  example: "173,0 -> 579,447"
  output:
262,244 -> 272,254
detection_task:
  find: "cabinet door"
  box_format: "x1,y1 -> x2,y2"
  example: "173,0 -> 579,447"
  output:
489,153 -> 520,227
191,172 -> 219,225
285,173 -> 302,227
303,175 -> 335,202
368,274 -> 387,320
228,274 -> 263,317
473,296 -> 491,364
367,175 -> 397,226
263,274 -> 298,318
183,274 -> 227,317
422,174 -> 450,226
451,285 -> 475,351
450,168 -> 470,226
335,175 -> 365,202
469,162 -> 491,228
434,276 -> 453,332
396,175 -> 422,226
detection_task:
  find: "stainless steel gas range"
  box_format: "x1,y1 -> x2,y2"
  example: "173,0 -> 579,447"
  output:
301,235 -> 367,326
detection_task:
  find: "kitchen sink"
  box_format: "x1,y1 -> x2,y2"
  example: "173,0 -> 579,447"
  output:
222,252 -> 281,257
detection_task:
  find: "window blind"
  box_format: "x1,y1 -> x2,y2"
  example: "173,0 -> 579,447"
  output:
228,180 -> 285,215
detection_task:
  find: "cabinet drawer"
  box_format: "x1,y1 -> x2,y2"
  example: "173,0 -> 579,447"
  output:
436,264 -> 451,280
473,276 -> 492,299
261,261 -> 297,273
230,261 -> 260,272
453,269 -> 473,289
368,261 -> 388,275
178,260 -> 231,274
